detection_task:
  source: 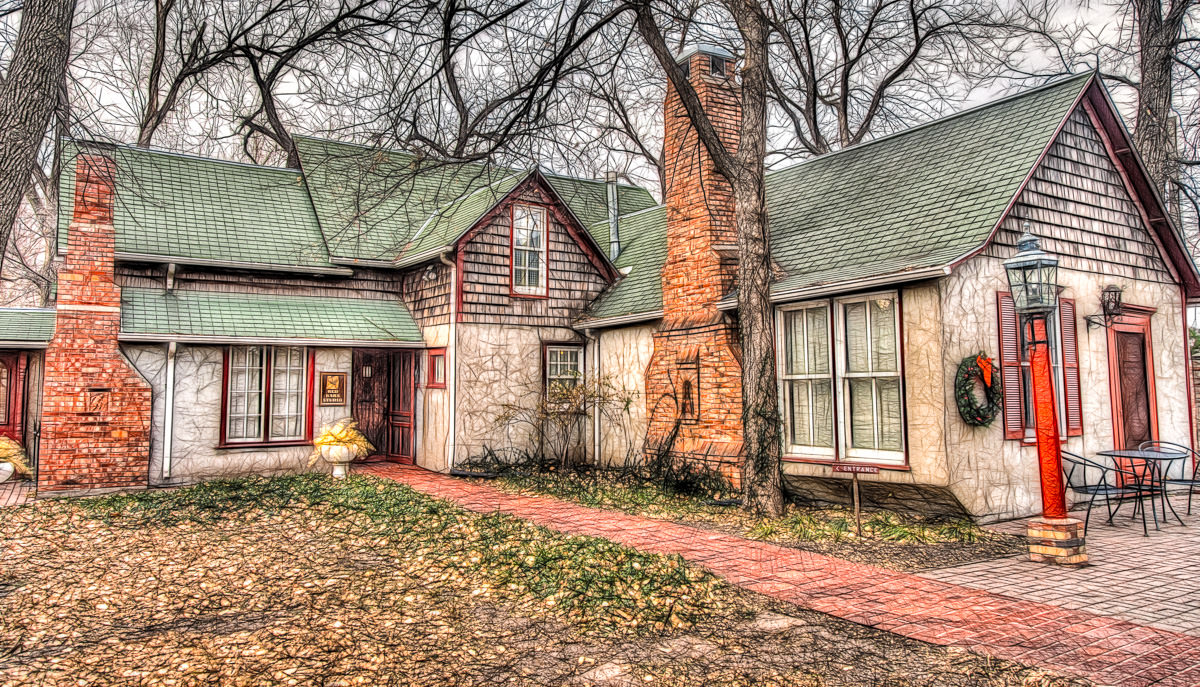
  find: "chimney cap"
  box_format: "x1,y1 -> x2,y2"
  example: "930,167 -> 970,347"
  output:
675,43 -> 734,64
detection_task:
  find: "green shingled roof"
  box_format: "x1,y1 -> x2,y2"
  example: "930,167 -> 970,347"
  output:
296,136 -> 655,264
58,142 -> 338,271
584,206 -> 667,321
0,308 -> 56,346
582,73 -> 1094,324
766,72 -> 1093,296
120,288 -> 422,344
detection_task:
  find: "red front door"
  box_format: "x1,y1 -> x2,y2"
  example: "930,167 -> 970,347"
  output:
351,350 -> 415,462
1106,309 -> 1158,451
0,353 -> 27,445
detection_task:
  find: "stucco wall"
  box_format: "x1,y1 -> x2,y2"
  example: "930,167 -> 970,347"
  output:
416,324 -> 451,472
780,282 -> 953,489
593,324 -> 655,466
127,344 -> 352,486
452,323 -> 585,464
940,256 -> 1190,521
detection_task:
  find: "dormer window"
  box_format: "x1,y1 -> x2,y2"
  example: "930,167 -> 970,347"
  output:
511,204 -> 548,297
709,55 -> 727,77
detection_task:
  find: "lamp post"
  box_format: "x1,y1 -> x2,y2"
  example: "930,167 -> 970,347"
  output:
1003,225 -> 1087,564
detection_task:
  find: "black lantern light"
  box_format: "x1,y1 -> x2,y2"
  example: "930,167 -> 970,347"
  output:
1086,285 -> 1124,329
1004,223 -> 1059,316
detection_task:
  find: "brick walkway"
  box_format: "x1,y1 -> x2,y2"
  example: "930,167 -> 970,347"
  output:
357,463 -> 1200,687
0,479 -> 32,508
922,495 -> 1200,636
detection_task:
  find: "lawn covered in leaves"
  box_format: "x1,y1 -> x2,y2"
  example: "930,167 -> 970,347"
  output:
488,470 -> 1026,571
1,474 -> 1082,686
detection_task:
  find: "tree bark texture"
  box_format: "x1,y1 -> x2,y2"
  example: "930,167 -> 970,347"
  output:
0,0 -> 76,274
1133,0 -> 1192,197
729,0 -> 785,517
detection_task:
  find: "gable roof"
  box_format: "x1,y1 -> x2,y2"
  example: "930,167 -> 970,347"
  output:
58,142 -> 344,274
0,308 -> 56,347
583,72 -> 1200,326
295,136 -> 656,265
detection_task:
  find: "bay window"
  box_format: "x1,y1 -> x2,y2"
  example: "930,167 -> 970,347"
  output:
779,292 -> 906,465
223,346 -> 312,445
512,204 -> 548,296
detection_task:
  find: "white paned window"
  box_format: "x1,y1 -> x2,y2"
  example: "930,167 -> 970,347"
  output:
839,295 -> 903,461
779,304 -> 834,456
226,346 -> 265,442
512,204 -> 548,296
777,292 -> 906,465
270,347 -> 307,440
546,346 -> 583,392
225,346 -> 308,444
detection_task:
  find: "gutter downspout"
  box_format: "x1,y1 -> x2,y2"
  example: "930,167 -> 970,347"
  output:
582,327 -> 601,466
162,341 -> 177,480
439,249 -> 458,469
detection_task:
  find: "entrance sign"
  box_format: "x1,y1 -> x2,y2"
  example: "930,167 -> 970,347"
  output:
831,463 -> 879,474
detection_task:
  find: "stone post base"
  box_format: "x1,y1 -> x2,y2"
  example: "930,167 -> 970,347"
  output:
1026,517 -> 1088,565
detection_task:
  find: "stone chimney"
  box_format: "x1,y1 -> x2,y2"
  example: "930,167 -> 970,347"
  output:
38,153 -> 153,494
661,44 -> 740,323
644,45 -> 745,486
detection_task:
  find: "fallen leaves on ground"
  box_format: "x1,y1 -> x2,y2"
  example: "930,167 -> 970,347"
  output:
1,474 -> 1085,686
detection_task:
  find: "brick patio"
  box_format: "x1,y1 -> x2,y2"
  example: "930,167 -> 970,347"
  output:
922,494 -> 1200,636
357,462 -> 1200,687
0,480 -> 32,508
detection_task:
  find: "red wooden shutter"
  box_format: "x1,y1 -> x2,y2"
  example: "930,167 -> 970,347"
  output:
997,292 -> 1025,440
1059,298 -> 1083,436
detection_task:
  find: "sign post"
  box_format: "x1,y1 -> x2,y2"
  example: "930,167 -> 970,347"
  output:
832,463 -> 879,537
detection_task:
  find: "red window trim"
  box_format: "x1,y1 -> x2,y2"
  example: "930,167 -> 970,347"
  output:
996,292 -> 1083,441
425,347 -> 447,388
509,202 -> 550,299
0,352 -> 27,444
218,346 -> 315,449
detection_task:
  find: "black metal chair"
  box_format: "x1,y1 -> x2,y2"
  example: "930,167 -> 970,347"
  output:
1062,451 -> 1157,536
1139,440 -> 1200,516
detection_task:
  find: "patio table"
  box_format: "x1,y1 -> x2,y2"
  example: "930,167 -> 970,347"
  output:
1096,448 -> 1189,529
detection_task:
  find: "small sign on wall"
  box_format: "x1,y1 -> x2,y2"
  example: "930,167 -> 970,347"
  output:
319,372 -> 347,406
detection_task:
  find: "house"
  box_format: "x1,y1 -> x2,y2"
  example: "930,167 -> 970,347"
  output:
1,45 -> 1196,522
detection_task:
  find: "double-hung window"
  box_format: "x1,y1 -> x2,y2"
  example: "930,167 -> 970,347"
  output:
546,346 -> 583,393
512,204 -> 548,296
224,346 -> 310,445
779,292 -> 905,465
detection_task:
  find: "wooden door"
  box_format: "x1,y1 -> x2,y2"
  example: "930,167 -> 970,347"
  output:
351,350 -> 415,462
386,351 -> 415,462
1116,331 -> 1152,450
1106,309 -> 1158,452
0,353 -> 25,444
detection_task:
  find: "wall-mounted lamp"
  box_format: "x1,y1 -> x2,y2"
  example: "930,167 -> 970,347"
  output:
1084,285 -> 1124,329
361,365 -> 372,378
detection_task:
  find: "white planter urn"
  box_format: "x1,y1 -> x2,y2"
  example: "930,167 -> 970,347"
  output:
0,462 -> 14,484
321,444 -> 356,478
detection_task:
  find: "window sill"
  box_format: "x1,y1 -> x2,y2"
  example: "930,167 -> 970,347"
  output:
217,440 -> 312,450
782,454 -> 911,471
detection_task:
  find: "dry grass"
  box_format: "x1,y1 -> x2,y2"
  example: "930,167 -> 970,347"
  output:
1,474 -> 1082,686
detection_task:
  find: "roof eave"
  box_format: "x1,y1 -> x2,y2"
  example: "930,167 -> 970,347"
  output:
717,265 -> 952,309
115,252 -> 353,277
575,309 -> 663,330
118,332 -> 424,347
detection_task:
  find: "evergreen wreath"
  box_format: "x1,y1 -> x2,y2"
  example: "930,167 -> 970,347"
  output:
956,353 -> 1002,426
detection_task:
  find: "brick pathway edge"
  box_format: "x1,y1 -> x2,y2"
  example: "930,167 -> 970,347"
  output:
357,463 -> 1200,687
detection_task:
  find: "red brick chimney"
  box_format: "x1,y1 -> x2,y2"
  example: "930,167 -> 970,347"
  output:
38,153 -> 152,493
645,45 -> 745,486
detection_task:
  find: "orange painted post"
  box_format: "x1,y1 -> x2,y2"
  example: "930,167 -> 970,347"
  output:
1026,317 -> 1068,519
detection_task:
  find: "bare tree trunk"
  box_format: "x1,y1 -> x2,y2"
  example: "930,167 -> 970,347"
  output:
1132,0 -> 1192,196
0,0 -> 76,273
730,0 -> 784,517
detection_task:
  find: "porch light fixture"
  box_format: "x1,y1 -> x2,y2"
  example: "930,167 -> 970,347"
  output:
1085,285 -> 1124,330
1003,223 -> 1059,316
